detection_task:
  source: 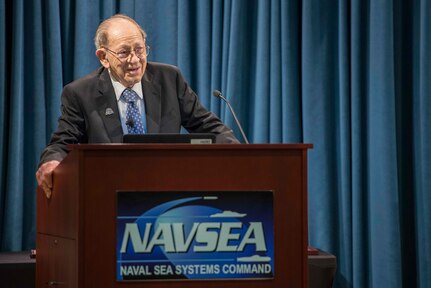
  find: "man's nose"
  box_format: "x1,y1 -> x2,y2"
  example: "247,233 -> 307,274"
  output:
127,50 -> 141,63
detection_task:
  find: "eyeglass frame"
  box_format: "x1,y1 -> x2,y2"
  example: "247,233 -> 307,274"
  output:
102,45 -> 150,60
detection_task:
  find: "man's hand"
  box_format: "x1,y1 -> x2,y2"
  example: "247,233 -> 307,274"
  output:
36,160 -> 60,199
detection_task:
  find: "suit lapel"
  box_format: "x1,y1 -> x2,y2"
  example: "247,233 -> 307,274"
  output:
96,69 -> 124,143
142,70 -> 161,133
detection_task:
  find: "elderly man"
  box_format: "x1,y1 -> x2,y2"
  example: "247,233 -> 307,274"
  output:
36,14 -> 238,198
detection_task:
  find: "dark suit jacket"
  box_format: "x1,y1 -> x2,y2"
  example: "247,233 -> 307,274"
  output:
39,62 -> 238,165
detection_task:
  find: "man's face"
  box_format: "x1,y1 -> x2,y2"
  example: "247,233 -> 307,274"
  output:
97,19 -> 147,87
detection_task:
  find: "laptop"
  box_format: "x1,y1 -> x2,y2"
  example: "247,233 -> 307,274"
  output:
123,133 -> 216,144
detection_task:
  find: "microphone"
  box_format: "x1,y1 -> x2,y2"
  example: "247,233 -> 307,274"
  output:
126,118 -> 135,128
213,90 -> 249,144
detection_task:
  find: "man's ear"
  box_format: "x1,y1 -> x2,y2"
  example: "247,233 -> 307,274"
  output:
96,49 -> 110,68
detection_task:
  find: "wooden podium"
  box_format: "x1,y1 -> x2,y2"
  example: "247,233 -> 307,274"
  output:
36,144 -> 312,287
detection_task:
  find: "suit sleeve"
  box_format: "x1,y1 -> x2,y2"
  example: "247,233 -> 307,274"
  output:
38,85 -> 87,166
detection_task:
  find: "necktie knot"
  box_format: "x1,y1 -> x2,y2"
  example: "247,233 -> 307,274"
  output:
121,88 -> 139,103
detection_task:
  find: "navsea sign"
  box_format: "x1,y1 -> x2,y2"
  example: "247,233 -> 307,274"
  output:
116,191 -> 274,281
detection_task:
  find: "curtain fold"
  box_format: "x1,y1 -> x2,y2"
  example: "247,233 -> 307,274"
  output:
3,0 -> 26,251
415,1 -> 431,287
350,1 -> 369,286
367,1 -> 402,287
0,0 -> 7,249
0,1 -> 430,287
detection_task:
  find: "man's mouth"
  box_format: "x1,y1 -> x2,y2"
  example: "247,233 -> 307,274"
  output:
127,67 -> 141,75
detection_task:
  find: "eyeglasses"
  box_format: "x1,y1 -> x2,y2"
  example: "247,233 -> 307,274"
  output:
102,45 -> 150,60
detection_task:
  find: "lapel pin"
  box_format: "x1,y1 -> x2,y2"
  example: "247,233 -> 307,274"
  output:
105,108 -> 114,116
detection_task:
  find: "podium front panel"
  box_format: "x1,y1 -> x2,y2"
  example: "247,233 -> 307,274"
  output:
36,144 -> 311,288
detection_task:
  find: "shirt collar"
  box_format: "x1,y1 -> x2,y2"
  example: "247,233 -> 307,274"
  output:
108,71 -> 143,101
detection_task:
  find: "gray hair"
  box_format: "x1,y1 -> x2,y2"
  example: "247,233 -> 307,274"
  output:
94,14 -> 147,49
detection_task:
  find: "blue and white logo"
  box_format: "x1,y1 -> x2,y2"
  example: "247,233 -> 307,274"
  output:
116,191 -> 274,281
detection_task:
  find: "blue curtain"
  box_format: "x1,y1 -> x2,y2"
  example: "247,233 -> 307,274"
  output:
1,0 -> 430,287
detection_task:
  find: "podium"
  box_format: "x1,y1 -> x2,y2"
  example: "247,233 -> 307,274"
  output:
36,144 -> 312,287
